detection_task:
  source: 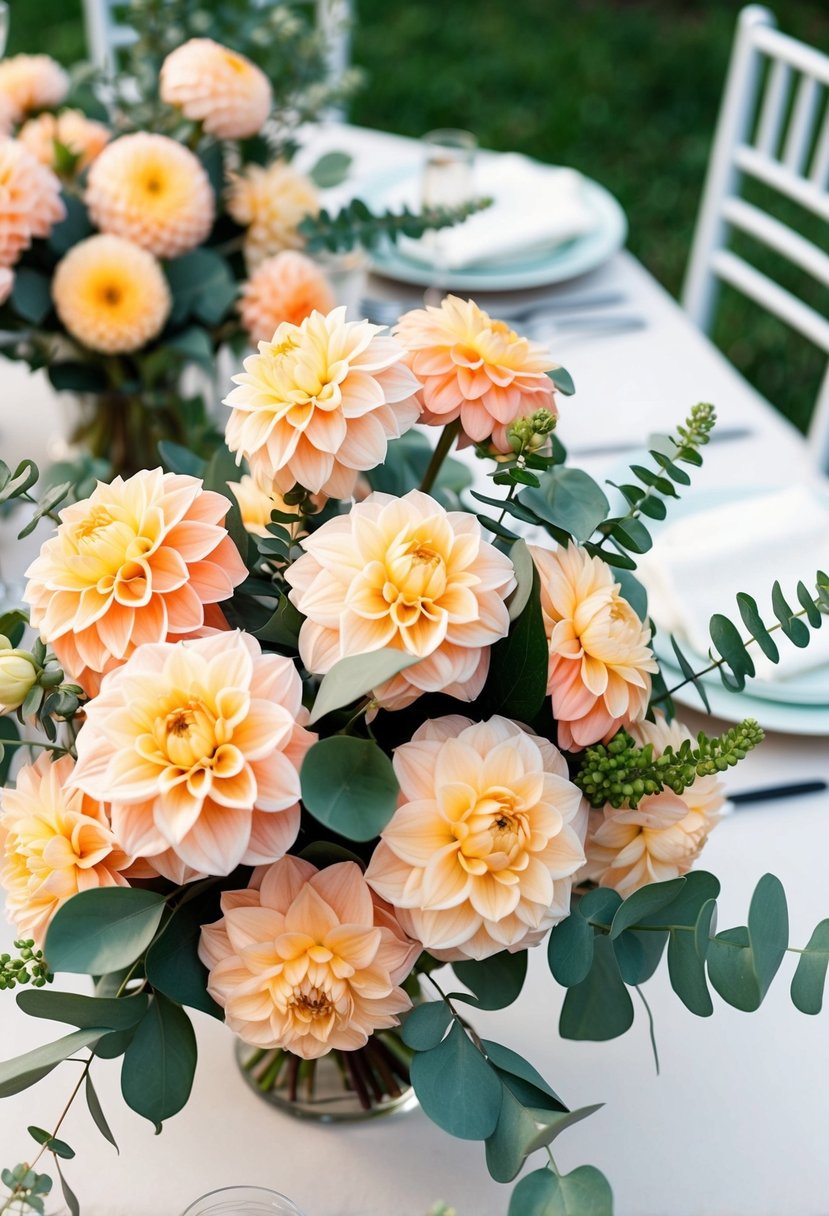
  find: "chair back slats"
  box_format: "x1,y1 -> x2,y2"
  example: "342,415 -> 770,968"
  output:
753,22 -> 829,85
756,58 -> 791,155
783,74 -> 821,173
810,109 -> 829,187
721,197 -> 829,289
711,250 -> 829,353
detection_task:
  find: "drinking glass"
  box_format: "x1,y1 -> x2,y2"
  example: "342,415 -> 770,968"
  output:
421,128 -> 478,210
0,3 -> 9,58
181,1187 -> 305,1215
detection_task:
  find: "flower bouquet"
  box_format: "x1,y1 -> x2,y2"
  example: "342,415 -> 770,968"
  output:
0,294 -> 827,1215
0,4 -> 481,481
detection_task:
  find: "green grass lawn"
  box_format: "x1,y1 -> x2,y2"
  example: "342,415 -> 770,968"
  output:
8,0 -> 829,433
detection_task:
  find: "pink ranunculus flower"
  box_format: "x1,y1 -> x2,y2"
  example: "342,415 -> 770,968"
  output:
394,295 -> 558,450
199,855 -> 417,1058
285,489 -> 517,710
579,712 -> 725,896
530,542 -> 658,751
224,307 -> 422,499
365,715 -> 587,961
24,469 -> 247,695
71,632 -> 316,882
0,754 -> 132,946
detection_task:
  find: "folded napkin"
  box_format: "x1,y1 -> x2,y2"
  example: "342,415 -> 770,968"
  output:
635,486 -> 829,686
396,154 -> 596,270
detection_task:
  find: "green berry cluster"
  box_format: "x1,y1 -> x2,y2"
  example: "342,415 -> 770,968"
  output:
507,408 -> 558,454
676,401 -> 716,449
576,719 -> 765,809
0,941 -> 53,991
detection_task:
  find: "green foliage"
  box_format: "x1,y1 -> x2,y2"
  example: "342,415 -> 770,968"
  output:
791,920 -> 829,1015
84,1072 -> 119,1153
520,468 -> 610,543
451,951 -> 528,1011
120,994 -> 197,1130
0,1030 -> 104,1099
44,888 -> 166,975
0,1163 -> 53,1216
308,151 -> 353,188
508,1165 -> 613,1216
0,941 -> 52,991
145,890 -> 223,1019
410,1021 -> 502,1140
16,990 -> 148,1032
307,649 -> 422,724
481,567 -> 548,721
27,1127 -> 74,1160
300,736 -> 399,841
165,249 -> 237,327
299,195 -> 493,253
400,1001 -> 453,1051
559,936 -> 634,1041
707,874 -> 788,1012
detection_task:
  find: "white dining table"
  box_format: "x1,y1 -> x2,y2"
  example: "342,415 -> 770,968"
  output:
1,123 -> 829,1216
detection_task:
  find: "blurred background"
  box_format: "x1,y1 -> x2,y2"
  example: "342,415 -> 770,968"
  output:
15,0 -> 829,436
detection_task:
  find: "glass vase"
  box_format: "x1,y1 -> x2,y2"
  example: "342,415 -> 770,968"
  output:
181,1187 -> 304,1215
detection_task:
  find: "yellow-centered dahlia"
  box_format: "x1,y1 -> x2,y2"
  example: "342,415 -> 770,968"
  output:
580,713 -> 725,896
0,754 -> 131,946
200,856 -> 417,1057
286,489 -> 516,710
24,468 -> 247,694
225,307 -> 421,498
18,109 -> 111,174
85,133 -> 215,259
366,716 -> 587,961
239,251 -> 336,344
52,234 -> 171,354
394,295 -> 558,450
160,38 -> 272,140
226,160 -> 319,270
530,543 -> 657,751
71,632 -> 316,882
0,54 -> 69,122
0,137 -> 65,268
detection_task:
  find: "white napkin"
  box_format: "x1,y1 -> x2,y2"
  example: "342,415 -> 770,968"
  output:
635,486 -> 829,686
396,154 -> 596,270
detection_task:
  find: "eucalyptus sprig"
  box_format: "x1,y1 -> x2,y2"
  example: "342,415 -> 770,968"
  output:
575,719 -> 764,810
0,943 -> 52,992
299,196 -> 494,254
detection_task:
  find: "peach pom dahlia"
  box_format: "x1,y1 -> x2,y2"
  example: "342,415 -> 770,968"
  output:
530,543 -> 657,751
286,489 -> 517,709
238,251 -> 336,344
18,109 -> 110,174
52,234 -> 171,354
160,38 -> 272,140
0,754 -> 131,946
225,307 -> 421,498
580,713 -> 725,896
0,137 -> 65,268
85,133 -> 215,259
366,716 -> 587,961
199,856 -> 416,1057
0,54 -> 69,122
71,632 -> 316,882
24,468 -> 247,693
394,295 -> 558,450
226,160 -> 319,270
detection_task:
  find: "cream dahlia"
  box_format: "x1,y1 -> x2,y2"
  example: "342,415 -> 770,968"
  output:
286,489 -> 516,710
0,54 -> 69,121
580,713 -> 725,896
225,307 -> 421,498
394,295 -> 558,450
366,716 -> 587,961
226,160 -> 319,270
0,137 -> 65,268
24,468 -> 246,693
200,856 -> 416,1057
530,543 -> 657,751
85,133 -> 215,259
18,109 -> 110,174
238,251 -> 336,344
0,754 -> 131,946
72,632 -> 316,882
52,234 -> 171,354
160,38 -> 272,140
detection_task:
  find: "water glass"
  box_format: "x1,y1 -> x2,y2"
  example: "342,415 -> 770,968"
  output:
421,128 -> 477,210
181,1186 -> 305,1215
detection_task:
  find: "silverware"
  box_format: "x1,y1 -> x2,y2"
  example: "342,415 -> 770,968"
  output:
360,291 -> 628,328
729,779 -> 827,807
568,425 -> 754,458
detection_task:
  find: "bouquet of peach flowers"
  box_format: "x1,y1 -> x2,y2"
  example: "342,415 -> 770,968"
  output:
0,294 -> 827,1215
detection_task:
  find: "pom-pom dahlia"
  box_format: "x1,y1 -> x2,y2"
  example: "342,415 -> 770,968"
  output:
239,251 -> 336,344
530,543 -> 657,751
85,133 -> 215,259
24,468 -> 247,693
225,306 -> 421,498
226,160 -> 319,270
52,234 -> 171,354
72,632 -> 316,882
199,856 -> 416,1057
0,54 -> 69,121
580,713 -> 725,896
0,754 -> 131,946
0,137 -> 65,268
394,295 -> 558,450
160,38 -> 272,140
286,489 -> 517,710
366,716 -> 587,961
18,109 -> 110,174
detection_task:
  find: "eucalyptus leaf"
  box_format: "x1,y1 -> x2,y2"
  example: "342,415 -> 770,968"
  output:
559,935 -> 633,1041
120,995 -> 197,1130
145,893 -> 223,1019
483,567 -> 548,721
707,874 -> 788,1012
410,1022 -> 502,1140
610,877 -> 687,938
400,1000 -> 453,1051
308,649 -> 422,724
85,1072 -> 119,1152
16,990 -> 149,1031
309,150 -> 352,188
45,888 -> 166,975
508,1165 -> 613,1216
791,919 -> 829,1015
548,910 -> 594,988
253,596 -> 304,648
506,539 -> 535,622
613,928 -> 668,985
481,1041 -> 566,1112
301,736 -> 399,841
451,949 -> 527,1010
157,441 -> 206,478
520,467 -> 609,543
0,1030 -> 105,1098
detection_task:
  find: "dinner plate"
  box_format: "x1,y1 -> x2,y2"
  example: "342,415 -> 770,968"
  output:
367,169 -> 628,291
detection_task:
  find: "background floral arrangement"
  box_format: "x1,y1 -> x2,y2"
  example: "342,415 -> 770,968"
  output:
1,289 -> 828,1215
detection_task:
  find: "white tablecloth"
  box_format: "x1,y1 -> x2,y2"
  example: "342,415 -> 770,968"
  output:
1,124 -> 828,1216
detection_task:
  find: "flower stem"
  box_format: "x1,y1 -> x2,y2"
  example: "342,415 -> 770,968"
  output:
419,420 -> 461,495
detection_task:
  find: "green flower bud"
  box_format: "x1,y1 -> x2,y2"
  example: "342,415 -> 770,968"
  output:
0,635 -> 39,712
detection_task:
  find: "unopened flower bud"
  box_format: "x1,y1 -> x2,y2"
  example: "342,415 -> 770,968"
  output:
0,635 -> 39,712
